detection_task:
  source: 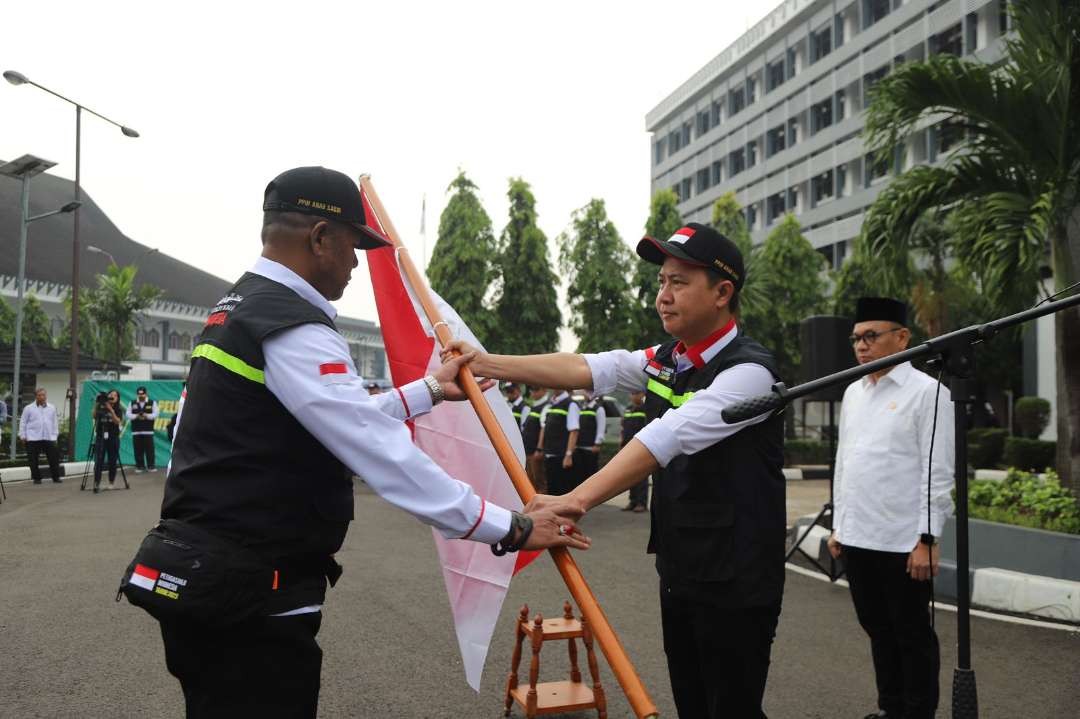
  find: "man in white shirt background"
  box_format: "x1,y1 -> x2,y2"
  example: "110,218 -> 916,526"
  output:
19,387 -> 61,484
827,297 -> 955,719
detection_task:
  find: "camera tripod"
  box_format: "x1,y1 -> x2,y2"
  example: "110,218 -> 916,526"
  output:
785,398 -> 843,581
79,411 -> 129,493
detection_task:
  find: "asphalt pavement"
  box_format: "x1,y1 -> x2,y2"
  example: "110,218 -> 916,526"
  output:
1,473 -> 1077,718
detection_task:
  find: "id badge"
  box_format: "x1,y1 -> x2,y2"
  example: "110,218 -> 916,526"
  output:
104,431 -> 110,439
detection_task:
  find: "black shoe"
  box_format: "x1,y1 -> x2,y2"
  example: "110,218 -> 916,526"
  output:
33,479 -> 42,484
53,478 -> 62,483
93,486 -> 100,494
632,504 -> 647,513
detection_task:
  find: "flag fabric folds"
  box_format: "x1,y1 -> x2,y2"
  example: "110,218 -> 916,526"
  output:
364,197 -> 537,691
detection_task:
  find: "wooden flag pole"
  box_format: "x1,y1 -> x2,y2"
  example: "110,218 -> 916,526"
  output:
360,176 -> 659,719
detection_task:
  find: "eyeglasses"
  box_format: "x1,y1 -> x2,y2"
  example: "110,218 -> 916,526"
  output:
849,327 -> 904,346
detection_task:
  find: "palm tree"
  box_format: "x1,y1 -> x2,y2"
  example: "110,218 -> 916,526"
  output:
84,264 -> 163,364
860,0 -> 1080,491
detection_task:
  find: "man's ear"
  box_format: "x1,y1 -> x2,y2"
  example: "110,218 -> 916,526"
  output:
308,220 -> 331,256
714,279 -> 734,309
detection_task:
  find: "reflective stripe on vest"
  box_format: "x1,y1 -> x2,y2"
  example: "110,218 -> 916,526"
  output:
546,408 -> 568,416
625,411 -> 647,418
580,410 -> 597,416
192,344 -> 266,385
646,379 -> 694,407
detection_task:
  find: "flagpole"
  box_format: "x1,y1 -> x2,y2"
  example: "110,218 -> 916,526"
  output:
360,176 -> 659,719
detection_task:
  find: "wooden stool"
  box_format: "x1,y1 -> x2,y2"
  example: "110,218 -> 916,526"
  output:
504,601 -> 607,718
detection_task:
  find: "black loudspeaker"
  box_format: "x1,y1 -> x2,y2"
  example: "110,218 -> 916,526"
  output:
799,315 -> 856,401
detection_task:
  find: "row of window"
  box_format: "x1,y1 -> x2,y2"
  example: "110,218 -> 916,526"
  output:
137,328 -> 194,351
653,0 -> 992,166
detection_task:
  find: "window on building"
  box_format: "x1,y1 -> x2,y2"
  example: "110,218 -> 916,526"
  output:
863,65 -> 889,94
787,47 -> 798,80
837,165 -> 848,196
812,169 -> 835,204
746,140 -> 758,168
711,160 -> 723,185
729,86 -> 746,116
711,100 -> 723,127
862,0 -> 891,29
668,129 -> 681,154
965,12 -> 978,53
866,152 -> 890,183
767,123 -> 787,156
729,148 -> 746,176
697,109 -> 711,137
788,187 -> 799,213
811,26 -> 832,62
787,117 -> 799,147
746,76 -> 757,105
835,90 -> 847,122
696,167 -> 711,194
654,138 -> 665,165
935,120 -> 966,155
930,23 -> 963,57
680,177 -> 692,201
140,328 -> 160,348
767,59 -> 786,92
811,98 -> 833,134
681,122 -> 692,148
180,333 -> 192,351
767,192 -> 787,223
834,13 -> 845,47
817,243 -> 836,268
169,332 -> 182,350
745,203 -> 758,229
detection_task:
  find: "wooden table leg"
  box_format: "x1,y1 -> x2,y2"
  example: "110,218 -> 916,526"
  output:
505,605 -> 528,717
526,613 -> 544,718
582,616 -> 607,719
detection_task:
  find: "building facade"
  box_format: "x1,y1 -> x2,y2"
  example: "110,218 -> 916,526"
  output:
647,0 -> 1008,268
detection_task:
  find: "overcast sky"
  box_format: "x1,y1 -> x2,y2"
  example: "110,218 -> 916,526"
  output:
3,0 -> 773,335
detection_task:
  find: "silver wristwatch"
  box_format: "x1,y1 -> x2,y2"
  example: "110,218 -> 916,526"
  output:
422,374 -> 445,405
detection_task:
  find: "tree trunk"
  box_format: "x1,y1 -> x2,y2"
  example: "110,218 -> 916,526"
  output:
1053,215 -> 1080,495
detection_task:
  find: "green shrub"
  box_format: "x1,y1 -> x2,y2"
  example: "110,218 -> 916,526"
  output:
1002,437 -> 1056,472
967,428 -> 1008,469
1014,396 -> 1051,438
784,439 -> 831,466
966,468 -> 1080,534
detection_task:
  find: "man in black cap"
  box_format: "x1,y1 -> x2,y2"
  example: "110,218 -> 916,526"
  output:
444,221 -> 786,718
827,297 -> 954,719
147,166 -> 588,718
127,386 -> 159,472
363,380 -> 383,396
502,381 -> 529,435
521,385 -> 550,491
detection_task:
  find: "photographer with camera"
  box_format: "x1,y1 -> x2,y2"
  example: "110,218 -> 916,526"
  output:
93,389 -> 124,493
127,386 -> 159,472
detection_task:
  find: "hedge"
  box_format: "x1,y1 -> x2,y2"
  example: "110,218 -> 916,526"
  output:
784,439 -> 831,466
1002,437 -> 1056,473
967,468 -> 1080,534
967,428 -> 1008,469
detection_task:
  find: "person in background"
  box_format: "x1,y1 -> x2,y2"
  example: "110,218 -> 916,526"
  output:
573,390 -> 606,492
364,381 -> 383,396
521,386 -> 549,492
19,388 -> 61,484
128,386 -> 159,472
93,389 -> 124,493
537,388 -> 580,496
620,391 -> 649,512
502,382 -> 529,434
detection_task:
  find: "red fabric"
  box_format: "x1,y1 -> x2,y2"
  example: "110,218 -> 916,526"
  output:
318,362 -> 348,376
674,318 -> 736,369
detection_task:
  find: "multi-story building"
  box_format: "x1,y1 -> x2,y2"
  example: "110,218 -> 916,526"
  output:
647,0 -> 1061,436
0,166 -> 387,410
647,0 -> 1008,268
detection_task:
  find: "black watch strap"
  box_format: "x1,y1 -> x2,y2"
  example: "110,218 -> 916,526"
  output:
491,512 -> 534,556
920,533 -> 936,546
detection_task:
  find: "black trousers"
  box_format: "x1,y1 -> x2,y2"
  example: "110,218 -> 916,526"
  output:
27,440 -> 61,482
93,433 -> 119,485
133,434 -> 156,469
573,447 -> 599,488
844,546 -> 940,719
160,612 -> 323,719
660,584 -> 780,718
544,455 -> 574,496
628,476 -> 650,508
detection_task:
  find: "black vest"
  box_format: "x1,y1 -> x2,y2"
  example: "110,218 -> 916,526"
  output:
163,273 -> 354,609
620,406 -> 647,446
541,394 -> 575,455
130,399 -> 155,434
509,397 -> 526,425
578,398 -> 600,448
644,334 -> 786,608
522,398 -> 547,454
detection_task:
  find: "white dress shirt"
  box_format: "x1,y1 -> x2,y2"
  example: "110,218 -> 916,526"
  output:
833,361 -> 955,552
583,324 -> 774,467
19,401 -> 58,442
127,400 -> 160,434
250,257 -> 512,546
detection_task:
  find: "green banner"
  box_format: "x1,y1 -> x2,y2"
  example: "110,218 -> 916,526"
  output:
75,380 -> 185,467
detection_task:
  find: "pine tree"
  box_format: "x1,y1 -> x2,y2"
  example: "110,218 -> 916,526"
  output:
630,189 -> 682,347
427,172 -> 496,345
490,178 -> 561,355
557,199 -> 636,353
19,295 -> 55,348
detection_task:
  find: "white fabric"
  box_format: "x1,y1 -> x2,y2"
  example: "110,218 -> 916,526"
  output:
833,361 -> 955,552
391,259 -> 528,692
256,299 -> 509,545
583,327 -> 773,467
19,402 -> 58,442
592,405 -> 606,445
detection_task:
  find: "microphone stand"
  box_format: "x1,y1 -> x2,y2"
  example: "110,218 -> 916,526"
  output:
722,291 -> 1080,719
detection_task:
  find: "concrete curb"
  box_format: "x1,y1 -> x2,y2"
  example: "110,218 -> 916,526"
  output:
790,513 -> 1080,624
1,461 -> 94,483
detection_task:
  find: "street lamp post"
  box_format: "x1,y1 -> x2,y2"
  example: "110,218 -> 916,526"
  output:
0,155 -> 80,459
86,244 -> 117,265
4,70 -> 139,459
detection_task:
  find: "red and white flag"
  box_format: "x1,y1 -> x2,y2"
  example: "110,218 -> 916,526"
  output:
364,193 -> 538,691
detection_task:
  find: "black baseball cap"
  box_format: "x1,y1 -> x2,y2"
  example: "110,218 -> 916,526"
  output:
637,222 -> 744,290
263,166 -> 392,250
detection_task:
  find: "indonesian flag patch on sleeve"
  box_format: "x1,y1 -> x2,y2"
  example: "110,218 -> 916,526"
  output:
319,361 -> 352,386
130,563 -> 159,592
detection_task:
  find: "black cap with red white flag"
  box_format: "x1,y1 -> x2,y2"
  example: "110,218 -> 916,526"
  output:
636,222 -> 745,290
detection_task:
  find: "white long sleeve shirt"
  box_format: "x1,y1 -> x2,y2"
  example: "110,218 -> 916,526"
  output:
251,258 -> 512,546
833,361 -> 955,552
19,401 -> 58,442
127,400 -> 160,435
582,324 -> 774,467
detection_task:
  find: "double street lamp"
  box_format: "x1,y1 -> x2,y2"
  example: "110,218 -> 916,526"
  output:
0,155 -> 80,459
4,70 -> 139,459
